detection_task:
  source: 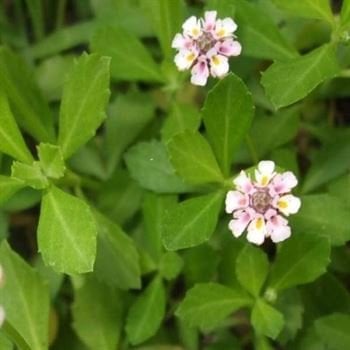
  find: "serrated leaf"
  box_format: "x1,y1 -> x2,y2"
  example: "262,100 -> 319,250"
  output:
290,194 -> 350,246
58,53 -> 110,158
162,191 -> 224,251
37,143 -> 65,179
167,131 -> 224,185
11,161 -> 49,190
315,313 -> 350,349
94,212 -> 141,290
0,47 -> 55,142
251,299 -> 284,340
202,73 -> 254,175
38,186 -> 97,274
0,176 -> 26,206
268,233 -> 330,291
126,276 -> 166,345
261,44 -> 340,109
235,0 -> 297,60
91,26 -> 164,82
72,276 -> 123,350
0,91 -> 33,164
235,245 -> 269,297
176,282 -> 252,330
0,241 -> 50,350
125,140 -> 192,193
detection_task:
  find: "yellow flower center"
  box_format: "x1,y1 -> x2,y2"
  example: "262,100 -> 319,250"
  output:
216,28 -> 226,37
261,175 -> 269,186
186,52 -> 195,62
212,56 -> 220,66
278,200 -> 288,209
256,217 -> 264,230
192,28 -> 200,36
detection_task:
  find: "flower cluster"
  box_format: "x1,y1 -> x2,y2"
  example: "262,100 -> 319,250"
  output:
172,11 -> 242,86
0,265 -> 4,327
225,161 -> 301,245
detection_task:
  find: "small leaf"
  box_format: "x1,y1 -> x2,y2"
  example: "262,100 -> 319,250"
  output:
0,241 -> 50,350
167,131 -> 224,185
37,143 -> 65,179
202,73 -> 254,175
341,0 -> 350,28
251,299 -> 284,340
58,53 -> 110,158
125,140 -> 192,193
235,245 -> 269,297
315,313 -> 350,349
126,276 -> 166,345
0,176 -> 26,206
162,191 -> 224,251
261,44 -> 340,109
290,194 -> 350,246
91,26 -> 164,82
11,161 -> 49,190
0,91 -> 33,164
159,251 -> 184,280
268,233 -> 330,291
176,282 -> 252,330
72,276 -> 123,350
38,186 -> 97,274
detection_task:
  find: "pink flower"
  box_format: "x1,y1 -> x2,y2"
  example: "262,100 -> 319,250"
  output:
225,161 -> 301,245
172,11 -> 241,86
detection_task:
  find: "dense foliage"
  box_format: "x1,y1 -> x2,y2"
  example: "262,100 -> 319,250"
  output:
0,0 -> 350,349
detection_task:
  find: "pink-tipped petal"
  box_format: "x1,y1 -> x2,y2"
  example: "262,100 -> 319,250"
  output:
203,11 -> 217,31
229,210 -> 252,237
191,57 -> 209,86
217,39 -> 242,57
225,191 -> 249,213
233,171 -> 254,194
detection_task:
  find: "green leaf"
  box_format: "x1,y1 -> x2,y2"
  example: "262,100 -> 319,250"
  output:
72,276 -> 123,350
235,0 -> 297,61
24,0 -> 44,40
251,299 -> 284,340
94,212 -> 141,290
272,0 -> 334,25
58,53 -> 110,158
126,276 -> 166,345
341,0 -> 350,28
302,140 -> 350,193
0,91 -> 33,163
0,47 -> 55,142
291,194 -> 350,246
176,283 -> 252,329
0,241 -> 50,350
125,140 -> 192,193
37,143 -> 65,179
11,161 -> 49,190
162,191 -> 224,251
268,233 -> 330,291
167,131 -> 224,185
0,176 -> 25,206
235,245 -> 269,297
315,313 -> 350,349
38,186 -> 97,274
142,0 -> 185,59
261,44 -> 340,109
91,26 -> 164,82
202,73 -> 254,175
161,103 -> 201,143
159,251 -> 184,280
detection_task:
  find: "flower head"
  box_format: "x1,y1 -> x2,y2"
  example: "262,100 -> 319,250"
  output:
172,11 -> 241,86
225,161 -> 301,245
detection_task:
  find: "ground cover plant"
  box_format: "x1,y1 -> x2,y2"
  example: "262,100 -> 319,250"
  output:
0,0 -> 350,349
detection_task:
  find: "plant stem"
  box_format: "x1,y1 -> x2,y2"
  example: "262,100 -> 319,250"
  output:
245,134 -> 259,164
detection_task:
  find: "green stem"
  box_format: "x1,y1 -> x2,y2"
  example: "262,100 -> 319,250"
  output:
3,321 -> 31,350
245,134 -> 259,165
57,169 -> 101,191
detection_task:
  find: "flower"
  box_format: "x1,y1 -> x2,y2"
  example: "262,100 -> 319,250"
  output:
172,11 -> 242,86
225,161 -> 301,245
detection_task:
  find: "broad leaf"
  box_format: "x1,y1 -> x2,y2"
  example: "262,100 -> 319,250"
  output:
58,53 -> 110,158
37,143 -> 65,179
0,241 -> 50,350
38,186 -> 97,274
167,131 -> 224,185
162,191 -> 224,251
291,194 -> 350,246
159,251 -> 184,280
0,91 -> 33,163
261,44 -> 340,109
202,73 -> 254,175
315,313 -> 350,349
11,161 -> 49,190
341,0 -> 350,28
268,233 -> 330,291
126,276 -> 166,345
176,283 -> 252,329
91,26 -> 164,82
72,276 -> 123,350
251,299 -> 284,340
235,245 -> 269,297
0,176 -> 26,206
94,212 -> 141,290
125,140 -> 192,193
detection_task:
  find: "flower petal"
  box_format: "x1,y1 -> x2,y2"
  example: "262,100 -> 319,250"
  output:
183,16 -> 202,39
217,39 -> 242,57
214,18 -> 237,38
247,215 -> 266,245
174,49 -> 198,71
225,191 -> 249,213
228,210 -> 252,237
233,170 -> 254,194
270,171 -> 298,195
190,57 -> 209,86
276,194 -> 301,216
203,11 -> 217,31
210,54 -> 229,77
255,160 -> 276,187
